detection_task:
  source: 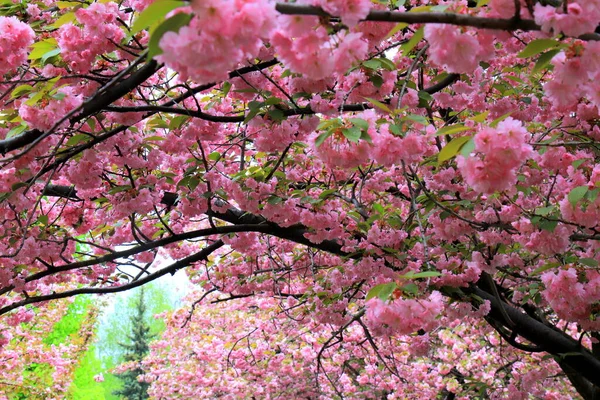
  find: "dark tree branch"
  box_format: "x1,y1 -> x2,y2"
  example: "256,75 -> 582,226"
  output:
274,3 -> 600,40
0,60 -> 160,155
78,59 -> 159,118
26,60 -> 281,181
468,285 -> 600,388
0,240 -> 224,315
425,74 -> 460,94
103,74 -> 461,121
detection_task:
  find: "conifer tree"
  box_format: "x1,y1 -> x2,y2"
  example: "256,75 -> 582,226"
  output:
113,288 -> 153,400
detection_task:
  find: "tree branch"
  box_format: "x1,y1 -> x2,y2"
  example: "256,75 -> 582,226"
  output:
274,3 -> 600,40
103,74 -> 461,121
0,240 -> 224,315
0,60 -> 160,156
468,285 -> 600,388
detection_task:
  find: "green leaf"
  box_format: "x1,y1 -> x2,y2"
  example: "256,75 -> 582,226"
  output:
417,90 -> 433,103
319,189 -> 337,199
568,186 -> 589,206
342,127 -> 361,143
11,182 -> 28,191
222,81 -> 232,96
28,39 -> 58,60
147,12 -> 192,59
532,49 -> 561,74
401,27 -> 424,56
538,219 -> 558,232
399,283 -> 419,295
56,1 -> 79,9
11,85 -> 34,99
51,91 -> 66,101
25,90 -> 46,106
404,114 -> 428,125
384,22 -> 408,40
389,124 -> 402,136
108,185 -> 133,195
366,282 -> 397,301
6,123 -> 27,139
378,57 -> 396,71
37,215 -> 49,226
579,258 -> 599,267
362,59 -> 381,70
370,74 -> 384,88
438,136 -> 472,163
317,118 -> 340,130
471,111 -> 489,123
364,97 -> 391,113
588,188 -> 600,202
66,133 -> 92,146
41,48 -> 61,64
168,115 -> 189,130
314,131 -> 332,148
143,135 -> 166,142
176,176 -> 199,191
572,159 -> 586,169
436,124 -> 472,137
534,206 -> 554,216
459,138 -> 475,158
207,151 -> 221,161
360,130 -> 373,143
372,203 -> 384,214
264,97 -> 282,106
267,108 -> 285,122
266,196 -> 283,205
131,0 -> 185,34
51,11 -> 77,28
517,39 -> 562,58
489,112 -> 512,128
402,271 -> 442,279
531,262 -> 560,275
349,118 -> 369,130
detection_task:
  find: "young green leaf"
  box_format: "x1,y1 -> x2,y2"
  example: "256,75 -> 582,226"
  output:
400,27 -> 424,56
517,39 -> 562,58
147,13 -> 192,59
567,186 -> 589,206
366,282 -> 397,301
364,97 -> 391,113
438,136 -> 472,163
131,0 -> 185,34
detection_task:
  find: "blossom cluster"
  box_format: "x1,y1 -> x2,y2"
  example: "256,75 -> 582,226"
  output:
158,0 -> 277,84
0,16 -> 34,76
541,268 -> 600,331
365,291 -> 444,336
457,118 -> 532,194
57,2 -> 125,73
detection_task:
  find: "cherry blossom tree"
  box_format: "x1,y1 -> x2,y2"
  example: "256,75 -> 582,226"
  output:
0,296 -> 97,399
0,0 -> 600,398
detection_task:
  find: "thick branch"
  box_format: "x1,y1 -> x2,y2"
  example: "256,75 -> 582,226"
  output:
0,60 -> 160,156
34,184 -> 600,389
469,285 -> 600,388
0,240 -> 224,315
78,60 -> 160,118
275,3 -> 600,40
103,74 -> 461,121
29,60 -> 280,181
7,224 -> 271,296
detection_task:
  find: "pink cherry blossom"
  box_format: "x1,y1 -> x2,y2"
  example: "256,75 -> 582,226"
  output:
0,16 -> 35,76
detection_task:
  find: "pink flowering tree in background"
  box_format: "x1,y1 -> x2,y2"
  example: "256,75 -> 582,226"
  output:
0,0 -> 600,398
0,296 -> 97,399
